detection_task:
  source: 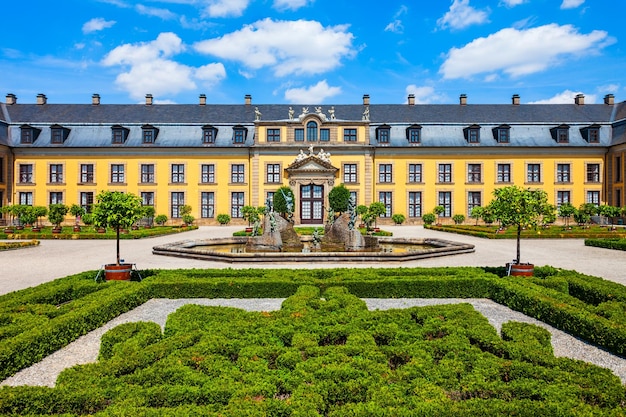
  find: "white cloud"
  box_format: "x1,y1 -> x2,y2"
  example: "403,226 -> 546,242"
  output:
437,0 -> 490,30
194,19 -> 356,77
82,18 -> 116,34
528,90 -> 596,104
385,20 -> 404,34
102,32 -> 225,100
273,0 -> 312,11
440,24 -> 613,79
284,80 -> 341,103
561,0 -> 585,9
597,84 -> 620,94
405,85 -> 446,104
500,0 -> 526,6
135,5 -> 177,20
202,0 -> 250,18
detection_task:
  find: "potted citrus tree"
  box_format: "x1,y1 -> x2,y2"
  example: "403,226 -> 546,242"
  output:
488,185 -> 549,276
48,203 -> 68,233
92,190 -> 144,281
69,204 -> 86,232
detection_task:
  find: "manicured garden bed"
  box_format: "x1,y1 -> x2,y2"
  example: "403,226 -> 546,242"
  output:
2,267 -> 626,415
427,224 -> 626,239
0,225 -> 197,240
0,239 -> 39,251
585,238 -> 626,251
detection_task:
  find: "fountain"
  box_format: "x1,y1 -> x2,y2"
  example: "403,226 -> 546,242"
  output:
152,195 -> 475,263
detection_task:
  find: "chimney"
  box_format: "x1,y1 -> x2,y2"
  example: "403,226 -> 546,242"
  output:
459,94 -> 467,106
574,94 -> 584,106
408,94 -> 415,106
36,94 -> 47,105
512,94 -> 520,105
604,94 -> 615,105
92,94 -> 100,105
245,94 -> 252,105
363,94 -> 370,105
5,93 -> 16,105
199,94 -> 206,105
145,94 -> 153,105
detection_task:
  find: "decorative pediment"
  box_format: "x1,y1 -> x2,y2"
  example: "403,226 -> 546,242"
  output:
286,146 -> 338,175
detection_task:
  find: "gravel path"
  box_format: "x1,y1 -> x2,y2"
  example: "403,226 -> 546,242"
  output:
3,298 -> 626,387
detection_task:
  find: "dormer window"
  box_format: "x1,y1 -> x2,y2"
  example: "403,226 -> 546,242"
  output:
20,124 -> 41,144
463,124 -> 481,143
550,124 -> 569,143
142,124 -> 159,144
232,126 -> 248,144
376,125 -> 390,143
492,124 -> 510,143
406,124 -> 422,144
111,125 -> 130,144
202,125 -> 218,144
50,124 -> 70,144
580,124 -> 600,143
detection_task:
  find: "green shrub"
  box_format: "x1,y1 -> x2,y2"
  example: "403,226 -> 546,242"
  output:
391,213 -> 406,225
422,213 -> 436,225
216,214 -> 231,225
154,214 -> 168,226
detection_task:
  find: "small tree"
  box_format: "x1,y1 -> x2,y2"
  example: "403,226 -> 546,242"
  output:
69,204 -> 86,225
470,206 -> 484,226
542,204 -> 556,227
154,214 -> 168,226
433,205 -> 445,224
558,202 -> 576,227
356,205 -> 368,225
18,206 -> 37,228
273,186 -> 295,220
48,204 -> 68,229
32,206 -> 48,228
488,186 -> 549,265
328,184 -> 351,214
142,206 -> 156,227
391,213 -> 406,225
422,213 -> 436,225
241,205 -> 258,227
367,202 -> 386,228
92,191 -> 144,266
452,214 -> 465,225
217,213 -> 231,225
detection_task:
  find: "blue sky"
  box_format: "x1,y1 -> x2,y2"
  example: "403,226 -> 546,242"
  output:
1,0 -> 624,105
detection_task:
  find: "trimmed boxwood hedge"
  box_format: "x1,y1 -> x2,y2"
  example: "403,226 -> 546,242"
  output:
585,238 -> 626,251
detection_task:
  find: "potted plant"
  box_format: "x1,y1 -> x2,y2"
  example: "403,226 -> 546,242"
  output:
18,206 -> 37,231
82,213 -> 94,231
69,204 -> 86,232
31,206 -> 48,232
422,213 -> 436,226
433,205 -> 445,225
391,213 -> 406,225
1,205 -> 17,233
12,205 -> 29,230
558,202 -> 576,229
470,206 -> 484,226
488,186 -> 550,276
154,214 -> 168,226
356,205 -> 368,228
48,203 -> 68,233
217,213 -> 231,225
241,205 -> 257,232
452,214 -> 465,225
141,206 -> 156,228
92,191 -> 144,281
328,184 -> 351,214
368,202 -> 386,231
179,205 -> 193,226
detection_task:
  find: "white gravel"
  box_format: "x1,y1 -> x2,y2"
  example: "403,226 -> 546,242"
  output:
3,297 -> 626,387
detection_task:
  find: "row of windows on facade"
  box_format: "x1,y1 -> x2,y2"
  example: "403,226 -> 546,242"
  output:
17,162 -> 602,186
18,123 -> 602,145
15,188 -> 602,221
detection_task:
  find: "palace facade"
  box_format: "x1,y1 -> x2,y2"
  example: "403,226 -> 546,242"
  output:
0,92 -> 625,225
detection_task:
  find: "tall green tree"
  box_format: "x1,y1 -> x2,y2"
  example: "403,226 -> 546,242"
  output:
328,184 -> 351,214
488,186 -> 549,265
92,191 -> 144,265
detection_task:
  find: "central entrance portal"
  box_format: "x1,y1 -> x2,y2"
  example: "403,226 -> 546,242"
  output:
300,184 -> 324,224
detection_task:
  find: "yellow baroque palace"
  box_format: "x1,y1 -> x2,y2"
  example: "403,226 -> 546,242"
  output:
0,92 -> 625,225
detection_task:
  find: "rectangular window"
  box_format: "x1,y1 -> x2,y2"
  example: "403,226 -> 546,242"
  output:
267,128 -> 281,142
201,192 -> 215,218
21,129 -> 33,144
294,129 -> 304,142
80,164 -> 94,183
49,192 -> 63,205
141,192 -> 154,207
112,129 -> 124,144
616,157 -> 622,182
51,129 -> 64,144
19,192 -> 33,206
379,164 -> 392,183
468,192 -> 481,217
201,164 -> 215,183
467,164 -> 481,183
231,192 -> 244,218
141,164 -> 155,183
408,191 -> 422,218
266,164 -> 281,183
377,129 -> 390,143
233,130 -> 245,144
231,164 -> 245,183
557,129 -> 569,143
438,164 -> 452,183
0,158 -> 3,183
379,191 -> 392,218
171,164 -> 185,183
343,128 -> 357,142
343,164 -> 357,183
438,191 -> 452,217
19,164 -> 33,183
556,164 -> 571,183
171,192 -> 184,218
557,191 -> 571,207
588,128 -> 599,143
80,192 -> 94,213
497,163 -> 511,183
586,163 -> 600,183
320,129 -> 330,142
408,129 -> 421,143
497,129 -> 510,143
202,128 -> 215,144
110,164 -> 125,183
527,163 -> 541,183
468,129 -> 480,143
408,164 -> 422,183
143,129 -> 154,144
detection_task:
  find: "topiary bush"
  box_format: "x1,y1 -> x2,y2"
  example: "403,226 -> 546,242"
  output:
217,214 -> 231,225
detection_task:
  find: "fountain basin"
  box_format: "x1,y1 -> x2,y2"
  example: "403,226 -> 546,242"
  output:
152,236 -> 474,263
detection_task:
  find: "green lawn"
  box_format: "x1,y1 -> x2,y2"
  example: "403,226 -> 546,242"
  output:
0,225 -> 197,240
427,224 -> 626,239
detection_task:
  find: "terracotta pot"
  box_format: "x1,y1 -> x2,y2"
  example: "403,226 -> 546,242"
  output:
73,226 -> 81,232
31,227 -> 41,232
508,263 -> 534,277
3,228 -> 14,234
97,227 -> 106,233
104,263 -> 133,281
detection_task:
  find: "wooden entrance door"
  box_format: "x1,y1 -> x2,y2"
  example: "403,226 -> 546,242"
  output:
300,184 -> 324,224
